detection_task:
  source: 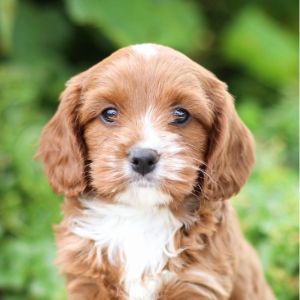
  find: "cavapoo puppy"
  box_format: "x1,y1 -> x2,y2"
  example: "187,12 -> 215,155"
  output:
37,44 -> 275,300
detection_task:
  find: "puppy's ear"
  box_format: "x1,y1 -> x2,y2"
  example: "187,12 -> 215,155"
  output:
196,66 -> 255,201
36,73 -> 87,197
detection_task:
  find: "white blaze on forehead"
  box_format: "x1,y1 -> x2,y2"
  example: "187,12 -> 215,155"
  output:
132,44 -> 158,59
138,109 -> 162,149
137,109 -> 182,154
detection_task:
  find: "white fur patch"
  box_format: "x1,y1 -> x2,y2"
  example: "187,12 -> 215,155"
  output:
116,186 -> 172,207
132,44 -> 158,59
70,198 -> 182,299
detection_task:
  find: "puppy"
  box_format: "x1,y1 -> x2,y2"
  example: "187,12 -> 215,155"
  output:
37,44 -> 275,300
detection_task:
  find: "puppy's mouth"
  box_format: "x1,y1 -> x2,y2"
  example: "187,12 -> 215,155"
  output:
128,172 -> 158,188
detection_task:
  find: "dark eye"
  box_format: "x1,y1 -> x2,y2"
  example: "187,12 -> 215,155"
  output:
171,107 -> 190,125
100,107 -> 118,124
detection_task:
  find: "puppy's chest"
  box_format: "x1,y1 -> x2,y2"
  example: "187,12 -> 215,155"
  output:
70,200 -> 182,299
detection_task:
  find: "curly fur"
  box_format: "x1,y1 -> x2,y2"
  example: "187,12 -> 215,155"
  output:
36,44 -> 275,300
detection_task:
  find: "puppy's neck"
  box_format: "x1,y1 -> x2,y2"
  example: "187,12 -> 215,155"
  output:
70,196 -> 182,298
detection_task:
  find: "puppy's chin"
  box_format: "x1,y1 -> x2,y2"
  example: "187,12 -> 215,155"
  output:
115,182 -> 172,208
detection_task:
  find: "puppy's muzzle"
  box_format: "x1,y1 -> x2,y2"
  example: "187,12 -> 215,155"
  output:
129,148 -> 159,176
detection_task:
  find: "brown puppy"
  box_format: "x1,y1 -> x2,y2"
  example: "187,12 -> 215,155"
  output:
37,44 -> 275,300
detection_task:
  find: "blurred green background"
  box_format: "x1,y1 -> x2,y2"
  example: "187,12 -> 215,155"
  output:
0,0 -> 298,299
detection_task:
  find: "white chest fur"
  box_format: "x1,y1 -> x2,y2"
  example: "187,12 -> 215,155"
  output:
70,198 -> 182,299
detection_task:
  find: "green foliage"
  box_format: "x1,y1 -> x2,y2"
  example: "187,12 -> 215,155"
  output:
65,0 -> 205,54
0,63 -> 66,299
12,1 -> 73,63
0,0 -> 17,55
222,6 -> 298,87
234,125 -> 298,300
0,1 -> 298,299
238,87 -> 299,167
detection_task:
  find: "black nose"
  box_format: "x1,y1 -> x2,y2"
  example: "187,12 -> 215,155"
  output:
129,148 -> 159,176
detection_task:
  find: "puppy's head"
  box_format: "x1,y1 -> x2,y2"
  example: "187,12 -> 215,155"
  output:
36,44 -> 254,208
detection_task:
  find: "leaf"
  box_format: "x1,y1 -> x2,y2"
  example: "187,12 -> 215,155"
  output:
64,0 -> 206,54
222,6 -> 298,87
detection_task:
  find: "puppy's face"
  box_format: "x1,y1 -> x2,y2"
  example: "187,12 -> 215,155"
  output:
37,44 -> 255,208
81,47 -> 213,206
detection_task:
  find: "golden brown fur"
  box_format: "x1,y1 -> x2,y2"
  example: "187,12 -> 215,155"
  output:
36,44 -> 275,299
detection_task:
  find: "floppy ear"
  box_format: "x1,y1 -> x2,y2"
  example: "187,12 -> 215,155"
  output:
196,67 -> 255,201
36,74 -> 87,197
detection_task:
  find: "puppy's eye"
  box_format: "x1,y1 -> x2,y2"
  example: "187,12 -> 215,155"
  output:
100,107 -> 118,124
171,107 -> 190,125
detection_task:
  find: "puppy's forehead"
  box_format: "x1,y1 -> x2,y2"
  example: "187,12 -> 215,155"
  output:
81,44 -> 213,125
87,43 -> 197,89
